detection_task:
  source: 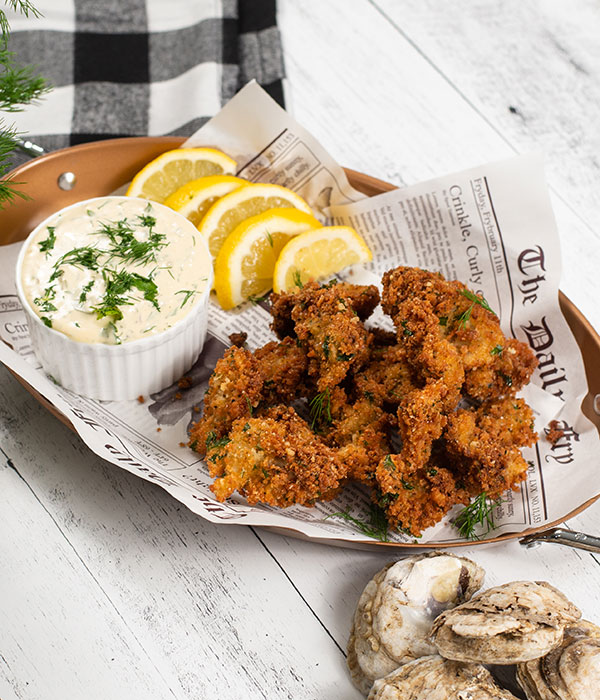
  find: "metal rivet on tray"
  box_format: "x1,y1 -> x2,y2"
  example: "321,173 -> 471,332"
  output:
58,172 -> 76,190
594,394 -> 600,416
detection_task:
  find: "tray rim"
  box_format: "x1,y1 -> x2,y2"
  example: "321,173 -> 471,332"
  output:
2,136 -> 600,549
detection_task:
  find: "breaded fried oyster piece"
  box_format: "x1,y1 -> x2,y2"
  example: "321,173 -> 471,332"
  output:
189,346 -> 263,456
381,266 -> 537,401
374,453 -> 469,536
431,581 -> 581,665
253,336 -> 308,404
444,397 -> 537,499
207,406 -> 347,507
347,553 -> 484,694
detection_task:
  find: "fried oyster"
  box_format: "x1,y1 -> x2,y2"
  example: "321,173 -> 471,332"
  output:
431,581 -> 581,665
190,266 -> 538,538
347,553 -> 485,695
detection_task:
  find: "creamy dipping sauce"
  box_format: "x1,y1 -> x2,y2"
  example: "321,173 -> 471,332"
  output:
21,197 -> 212,344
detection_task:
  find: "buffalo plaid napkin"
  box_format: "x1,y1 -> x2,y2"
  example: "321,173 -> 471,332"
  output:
6,0 -> 285,165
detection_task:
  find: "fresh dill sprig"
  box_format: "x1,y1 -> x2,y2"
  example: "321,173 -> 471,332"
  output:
0,2 -> 50,209
0,46 -> 49,111
264,229 -> 273,247
453,492 -> 503,541
78,280 -> 94,304
91,269 -> 159,321
205,431 -> 231,451
96,218 -> 167,266
1,2 -> 41,42
38,226 -> 55,254
292,269 -> 303,289
248,291 -> 270,305
326,504 -> 389,542
175,289 -> 200,308
33,285 -> 56,312
309,388 -> 332,429
456,289 -> 495,329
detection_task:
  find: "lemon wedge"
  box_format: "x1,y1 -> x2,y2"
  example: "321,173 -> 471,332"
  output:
214,208 -> 322,309
164,175 -> 247,226
125,148 -> 237,203
272,226 -> 373,293
197,182 -> 314,258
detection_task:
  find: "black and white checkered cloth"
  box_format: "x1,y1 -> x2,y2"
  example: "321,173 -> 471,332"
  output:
6,0 -> 285,166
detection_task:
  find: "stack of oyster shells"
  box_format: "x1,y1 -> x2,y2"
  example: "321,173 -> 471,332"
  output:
348,553 -> 600,699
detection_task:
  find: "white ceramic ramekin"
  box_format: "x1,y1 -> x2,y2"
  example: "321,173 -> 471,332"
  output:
15,197 -> 213,401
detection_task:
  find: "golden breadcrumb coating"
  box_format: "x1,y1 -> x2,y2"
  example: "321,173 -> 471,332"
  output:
208,406 -> 346,506
382,266 -> 537,401
189,346 -> 263,456
189,267 -> 539,537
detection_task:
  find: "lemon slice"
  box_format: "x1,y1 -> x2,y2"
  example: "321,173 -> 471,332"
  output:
164,175 -> 247,226
125,148 -> 237,203
197,182 -> 314,258
273,226 -> 373,293
214,208 -> 322,309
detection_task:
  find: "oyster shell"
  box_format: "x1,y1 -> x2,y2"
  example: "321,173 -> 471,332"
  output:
431,580 -> 581,665
517,620 -> 600,700
367,654 -> 520,699
347,552 -> 485,695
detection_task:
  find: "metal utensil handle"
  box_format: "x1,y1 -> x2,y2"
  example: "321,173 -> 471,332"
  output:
16,138 -> 45,158
520,527 -> 600,553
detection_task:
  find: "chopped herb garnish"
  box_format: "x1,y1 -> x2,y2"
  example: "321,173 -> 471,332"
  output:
438,316 -> 448,326
400,320 -> 414,337
427,467 -> 438,476
292,269 -> 303,289
38,226 -> 56,254
383,454 -> 396,471
56,245 -> 102,271
137,214 -> 156,228
401,477 -> 414,491
309,388 -> 332,429
336,350 -> 354,361
175,289 -> 199,308
457,289 -> 495,329
491,344 -> 503,356
78,280 -> 94,304
461,289 -> 494,313
248,291 -> 270,305
91,270 -> 158,321
205,431 -> 231,451
499,372 -> 513,386
41,316 -> 52,328
322,335 -> 330,359
264,229 -> 274,247
453,492 -> 502,541
33,286 -> 57,313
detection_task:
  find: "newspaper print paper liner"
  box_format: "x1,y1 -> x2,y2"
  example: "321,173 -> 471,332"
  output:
0,82 -> 599,549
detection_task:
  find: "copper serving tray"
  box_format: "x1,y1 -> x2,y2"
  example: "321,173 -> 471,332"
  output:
2,136 -> 599,549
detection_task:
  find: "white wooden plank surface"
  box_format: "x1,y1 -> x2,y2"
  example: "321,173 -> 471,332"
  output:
2,1 -> 600,698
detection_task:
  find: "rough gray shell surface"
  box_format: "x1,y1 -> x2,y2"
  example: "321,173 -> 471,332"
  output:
431,580 -> 582,666
366,654 -> 520,699
516,619 -> 600,700
347,552 -> 485,695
